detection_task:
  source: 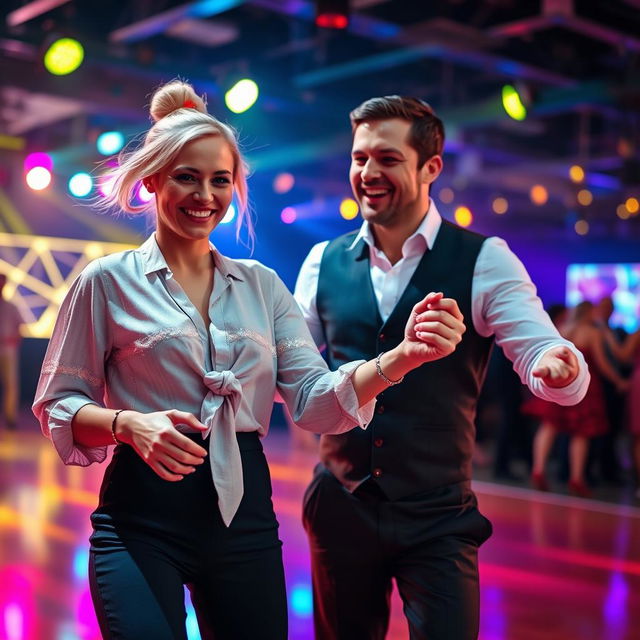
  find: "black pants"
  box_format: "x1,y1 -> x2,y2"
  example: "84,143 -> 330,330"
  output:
303,465 -> 493,640
89,433 -> 287,640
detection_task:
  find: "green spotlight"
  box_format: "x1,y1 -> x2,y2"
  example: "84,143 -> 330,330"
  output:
501,85 -> 527,121
44,38 -> 84,76
225,79 -> 259,114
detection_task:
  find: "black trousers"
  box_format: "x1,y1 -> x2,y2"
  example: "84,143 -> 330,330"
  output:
303,465 -> 493,640
89,432 -> 287,640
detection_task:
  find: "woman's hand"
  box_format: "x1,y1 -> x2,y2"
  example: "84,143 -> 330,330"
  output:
116,409 -> 208,481
401,292 -> 466,366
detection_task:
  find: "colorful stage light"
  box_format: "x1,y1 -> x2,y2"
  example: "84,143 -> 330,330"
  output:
492,197 -> 508,215
97,131 -> 125,156
454,206 -> 473,227
530,184 -> 548,206
25,167 -> 51,191
24,152 -> 53,172
273,172 -> 295,194
221,203 -> 236,224
575,219 -> 589,235
137,182 -> 154,203
569,165 -> 585,183
281,206 -> 297,224
625,197 -> 639,214
43,37 -> 84,76
339,198 -> 359,220
502,85 -> 527,121
68,172 -> 93,198
316,0 -> 349,29
225,79 -> 259,114
98,175 -> 116,197
438,187 -> 454,204
577,189 -> 593,206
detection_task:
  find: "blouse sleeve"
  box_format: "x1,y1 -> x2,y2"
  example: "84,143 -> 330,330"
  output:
32,260 -> 112,466
272,270 -> 375,434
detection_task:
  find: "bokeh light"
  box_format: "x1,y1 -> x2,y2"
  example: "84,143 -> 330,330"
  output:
273,172 -> 295,194
530,184 -> 548,206
25,167 -> 51,191
492,197 -> 508,215
625,197 -> 639,214
221,203 -> 236,224
575,219 -> 589,235
68,172 -> 93,197
97,131 -> 125,156
24,152 -> 53,172
137,182 -> 154,203
281,206 -> 297,224
617,204 -> 630,219
43,38 -> 84,76
454,206 -> 473,227
438,187 -> 454,204
339,198 -> 359,220
225,79 -> 259,114
98,174 -> 116,197
502,85 -> 527,121
569,165 -> 584,183
577,189 -> 593,206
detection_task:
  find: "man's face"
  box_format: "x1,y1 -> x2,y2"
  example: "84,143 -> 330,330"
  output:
350,118 -> 435,228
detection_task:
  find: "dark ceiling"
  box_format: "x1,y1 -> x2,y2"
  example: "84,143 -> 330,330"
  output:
1,0 -> 640,241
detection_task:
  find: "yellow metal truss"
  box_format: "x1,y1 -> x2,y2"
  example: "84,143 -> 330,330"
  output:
0,233 -> 135,338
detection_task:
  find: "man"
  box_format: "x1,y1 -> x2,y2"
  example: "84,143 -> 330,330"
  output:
294,96 -> 589,640
0,273 -> 23,430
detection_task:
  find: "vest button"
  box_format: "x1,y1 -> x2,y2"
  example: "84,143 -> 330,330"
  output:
376,404 -> 385,414
372,467 -> 383,478
374,438 -> 384,448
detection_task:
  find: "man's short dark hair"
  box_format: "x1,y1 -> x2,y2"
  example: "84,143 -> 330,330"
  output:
349,96 -> 445,168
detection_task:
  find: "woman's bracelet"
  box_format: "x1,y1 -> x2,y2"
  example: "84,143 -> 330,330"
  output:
111,409 -> 126,445
375,352 -> 404,386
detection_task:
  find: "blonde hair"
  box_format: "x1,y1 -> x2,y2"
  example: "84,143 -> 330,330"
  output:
102,80 -> 253,244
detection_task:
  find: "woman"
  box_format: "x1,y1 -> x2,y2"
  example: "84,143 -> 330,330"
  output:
530,301 -> 627,497
32,80 -> 465,639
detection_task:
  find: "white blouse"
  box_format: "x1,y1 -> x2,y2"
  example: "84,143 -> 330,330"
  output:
33,234 -> 374,525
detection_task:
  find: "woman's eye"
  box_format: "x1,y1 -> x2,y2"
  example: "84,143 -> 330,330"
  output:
175,173 -> 196,182
213,176 -> 231,185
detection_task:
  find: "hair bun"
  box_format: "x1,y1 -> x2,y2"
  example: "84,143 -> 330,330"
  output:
149,80 -> 207,122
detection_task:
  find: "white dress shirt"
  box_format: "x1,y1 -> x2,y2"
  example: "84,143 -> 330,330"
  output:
294,200 -> 589,405
33,234 -> 374,525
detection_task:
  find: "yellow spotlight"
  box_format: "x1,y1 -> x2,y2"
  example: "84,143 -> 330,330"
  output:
84,243 -> 103,259
44,38 -> 84,76
574,220 -> 589,235
492,197 -> 508,215
569,165 -> 584,183
339,198 -> 359,220
454,206 -> 473,227
530,185 -> 548,206
616,204 -> 630,219
438,187 -> 454,204
577,189 -> 593,206
33,238 -> 49,253
625,197 -> 639,214
501,85 -> 527,121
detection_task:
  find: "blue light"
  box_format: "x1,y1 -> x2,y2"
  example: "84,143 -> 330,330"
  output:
185,588 -> 201,639
68,172 -> 93,197
97,131 -> 125,156
290,584 -> 313,618
72,546 -> 89,581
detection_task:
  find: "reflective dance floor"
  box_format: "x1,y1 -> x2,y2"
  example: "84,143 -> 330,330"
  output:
1,419 -> 639,640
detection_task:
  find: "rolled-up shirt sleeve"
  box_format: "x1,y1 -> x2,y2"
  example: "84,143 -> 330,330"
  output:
32,260 -> 111,465
472,237 -> 589,405
272,271 -> 375,433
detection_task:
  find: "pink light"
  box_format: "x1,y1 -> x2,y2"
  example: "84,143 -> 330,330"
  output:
137,182 -> 154,203
98,175 -> 116,198
273,172 -> 295,194
281,207 -> 297,224
24,152 -> 53,172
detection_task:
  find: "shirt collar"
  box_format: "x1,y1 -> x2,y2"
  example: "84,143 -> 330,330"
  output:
137,234 -> 244,281
346,198 -> 443,253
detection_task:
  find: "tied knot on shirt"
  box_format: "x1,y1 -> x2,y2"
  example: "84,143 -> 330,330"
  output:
202,369 -> 242,434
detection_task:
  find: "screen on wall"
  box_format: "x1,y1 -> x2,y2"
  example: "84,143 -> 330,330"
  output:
566,263 -> 640,332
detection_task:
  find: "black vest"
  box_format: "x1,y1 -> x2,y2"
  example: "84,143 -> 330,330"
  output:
316,220 -> 494,499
